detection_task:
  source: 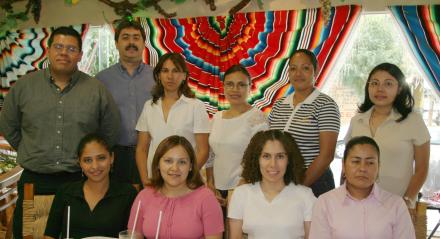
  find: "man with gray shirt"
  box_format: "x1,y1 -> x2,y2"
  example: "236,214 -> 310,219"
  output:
96,20 -> 154,184
0,26 -> 120,238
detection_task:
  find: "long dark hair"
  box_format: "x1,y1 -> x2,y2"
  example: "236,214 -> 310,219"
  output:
358,63 -> 414,122
151,53 -> 195,104
241,130 -> 305,185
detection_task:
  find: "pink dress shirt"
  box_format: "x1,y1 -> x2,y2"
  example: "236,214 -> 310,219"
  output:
309,183 -> 415,239
128,186 -> 224,239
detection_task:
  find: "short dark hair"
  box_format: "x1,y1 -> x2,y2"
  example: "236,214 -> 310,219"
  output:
358,63 -> 414,122
343,136 -> 380,163
241,129 -> 305,185
48,26 -> 82,50
151,53 -> 194,104
77,133 -> 112,158
222,64 -> 251,84
114,20 -> 146,42
290,49 -> 318,72
149,135 -> 204,190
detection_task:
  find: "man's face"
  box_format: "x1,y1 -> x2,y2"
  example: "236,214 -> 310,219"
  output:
47,34 -> 82,75
116,27 -> 144,63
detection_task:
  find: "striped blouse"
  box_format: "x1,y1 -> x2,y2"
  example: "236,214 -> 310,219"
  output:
268,89 -> 340,166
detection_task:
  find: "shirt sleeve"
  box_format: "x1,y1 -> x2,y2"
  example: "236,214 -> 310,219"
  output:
228,185 -> 246,219
0,81 -> 23,149
393,198 -> 416,239
344,117 -> 354,144
135,101 -> 151,132
97,83 -> 121,147
317,99 -> 341,132
249,110 -> 269,136
44,186 -> 67,238
127,191 -> 145,234
309,196 -> 332,239
268,99 -> 281,128
408,112 -> 430,146
302,187 -> 317,221
205,148 -> 215,168
201,188 -> 224,236
122,185 -> 138,232
193,99 -> 210,133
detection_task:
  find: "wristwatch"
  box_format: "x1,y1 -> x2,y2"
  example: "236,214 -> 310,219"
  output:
403,196 -> 416,209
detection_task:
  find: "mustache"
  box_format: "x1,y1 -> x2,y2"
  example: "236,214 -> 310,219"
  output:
125,44 -> 138,51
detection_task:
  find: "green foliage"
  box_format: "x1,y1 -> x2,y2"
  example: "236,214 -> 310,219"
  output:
0,12 -> 28,37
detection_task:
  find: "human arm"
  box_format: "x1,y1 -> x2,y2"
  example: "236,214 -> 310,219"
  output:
136,132 -> 151,186
304,221 -> 311,239
44,187 -> 66,239
308,198 -> 331,239
202,188 -> 224,238
303,131 -> 338,186
228,219 -> 244,239
393,198 -> 416,239
0,84 -> 22,149
404,141 -> 430,206
195,133 -> 209,169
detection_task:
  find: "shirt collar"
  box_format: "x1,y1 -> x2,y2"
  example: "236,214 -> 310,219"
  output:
357,107 -> 401,123
282,88 -> 320,107
45,67 -> 81,90
117,62 -> 144,75
340,183 -> 383,205
68,179 -> 128,198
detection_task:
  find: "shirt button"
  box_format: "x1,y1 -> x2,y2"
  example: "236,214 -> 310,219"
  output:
57,130 -> 61,134
56,145 -> 60,149
56,161 -> 60,165
58,115 -> 62,119
56,88 -> 60,92
59,100 -> 63,104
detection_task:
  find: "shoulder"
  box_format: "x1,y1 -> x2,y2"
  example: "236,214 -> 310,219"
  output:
233,183 -> 254,196
273,96 -> 288,107
191,186 -> 216,200
13,69 -> 45,88
109,181 -> 137,196
314,92 -> 338,106
56,180 -> 83,196
137,186 -> 159,199
287,184 -> 316,199
95,64 -> 118,79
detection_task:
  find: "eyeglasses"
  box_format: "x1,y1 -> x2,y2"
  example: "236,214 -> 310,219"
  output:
223,81 -> 249,90
51,43 -> 79,54
368,80 -> 398,89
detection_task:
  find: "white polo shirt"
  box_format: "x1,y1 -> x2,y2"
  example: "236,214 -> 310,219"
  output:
228,182 -> 316,239
345,108 -> 430,196
136,95 -> 210,177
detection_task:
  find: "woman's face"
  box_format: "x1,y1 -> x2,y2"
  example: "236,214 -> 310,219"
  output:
343,144 -> 379,193
159,145 -> 191,190
159,59 -> 186,94
288,53 -> 315,92
223,71 -> 250,106
79,141 -> 113,183
259,140 -> 288,185
367,70 -> 400,108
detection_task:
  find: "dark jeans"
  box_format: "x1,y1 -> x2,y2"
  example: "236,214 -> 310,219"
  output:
113,145 -> 141,184
310,168 -> 335,197
13,169 -> 82,239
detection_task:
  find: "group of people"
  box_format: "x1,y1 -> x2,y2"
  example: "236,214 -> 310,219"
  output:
0,18 -> 430,239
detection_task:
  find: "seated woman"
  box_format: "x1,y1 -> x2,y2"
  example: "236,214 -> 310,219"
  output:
309,136 -> 415,239
128,135 -> 223,239
228,129 -> 316,239
44,134 -> 138,239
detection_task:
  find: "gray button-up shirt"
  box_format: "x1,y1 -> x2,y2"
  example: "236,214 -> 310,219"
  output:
96,62 -> 154,146
0,68 -> 120,173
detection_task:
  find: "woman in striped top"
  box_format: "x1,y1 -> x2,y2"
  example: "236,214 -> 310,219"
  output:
268,49 -> 340,197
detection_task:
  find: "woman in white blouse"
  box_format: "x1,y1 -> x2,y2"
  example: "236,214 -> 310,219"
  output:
207,64 -> 268,204
135,53 -> 210,187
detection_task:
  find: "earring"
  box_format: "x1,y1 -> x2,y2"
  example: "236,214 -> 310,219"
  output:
81,170 -> 85,177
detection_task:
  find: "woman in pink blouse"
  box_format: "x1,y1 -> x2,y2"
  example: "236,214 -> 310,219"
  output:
128,135 -> 223,239
309,136 -> 415,239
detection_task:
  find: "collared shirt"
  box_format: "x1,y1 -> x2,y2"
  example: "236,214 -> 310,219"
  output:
135,95 -> 210,177
345,108 -> 430,196
0,68 -> 120,173
96,62 -> 154,146
309,183 -> 415,239
45,179 -> 137,239
269,89 -> 340,166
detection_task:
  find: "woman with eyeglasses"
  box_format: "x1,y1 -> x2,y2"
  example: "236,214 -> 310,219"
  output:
345,63 -> 430,211
269,49 -> 340,197
206,64 -> 268,207
135,53 -> 210,187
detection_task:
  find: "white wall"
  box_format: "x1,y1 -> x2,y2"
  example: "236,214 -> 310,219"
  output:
2,0 -> 440,30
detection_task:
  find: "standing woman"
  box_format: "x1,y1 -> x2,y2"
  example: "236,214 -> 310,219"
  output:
128,136 -> 223,239
345,63 -> 430,209
269,49 -> 340,196
136,53 -> 210,186
207,64 -> 268,202
228,130 -> 315,239
44,134 -> 137,238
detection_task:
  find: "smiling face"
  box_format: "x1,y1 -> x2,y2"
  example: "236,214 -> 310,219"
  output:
47,34 -> 82,75
368,70 -> 400,109
223,71 -> 250,105
343,144 -> 379,197
288,53 -> 315,93
259,140 -> 288,186
159,145 -> 191,190
79,141 -> 113,183
159,59 -> 186,94
116,27 -> 144,64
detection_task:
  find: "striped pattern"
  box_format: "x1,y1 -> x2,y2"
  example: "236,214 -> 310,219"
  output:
268,92 -> 340,166
390,5 -> 440,95
139,5 -> 361,114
